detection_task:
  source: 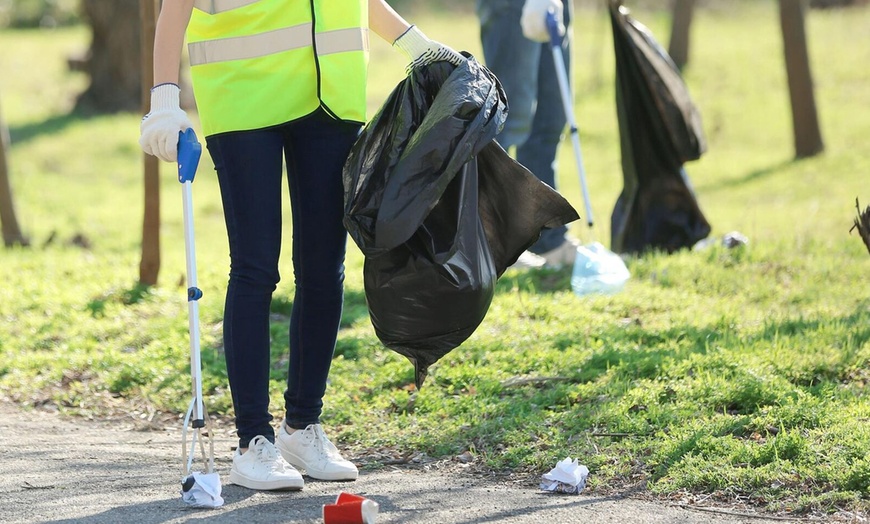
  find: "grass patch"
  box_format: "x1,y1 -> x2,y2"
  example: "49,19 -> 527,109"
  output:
1,2 -> 869,518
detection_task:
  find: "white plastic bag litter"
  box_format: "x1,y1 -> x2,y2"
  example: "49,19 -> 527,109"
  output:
540,457 -> 589,495
181,471 -> 224,508
571,242 -> 630,296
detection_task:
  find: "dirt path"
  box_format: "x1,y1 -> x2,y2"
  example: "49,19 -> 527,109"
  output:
0,402 -> 800,523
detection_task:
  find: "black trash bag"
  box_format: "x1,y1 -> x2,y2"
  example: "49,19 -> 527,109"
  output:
343,56 -> 578,387
609,1 -> 712,254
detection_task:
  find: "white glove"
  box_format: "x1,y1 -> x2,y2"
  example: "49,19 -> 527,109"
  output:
393,25 -> 464,73
521,0 -> 565,43
139,84 -> 193,163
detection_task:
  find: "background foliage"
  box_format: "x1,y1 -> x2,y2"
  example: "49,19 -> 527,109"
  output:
0,0 -> 79,28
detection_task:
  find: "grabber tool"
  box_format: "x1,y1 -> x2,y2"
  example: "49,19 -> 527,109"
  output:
177,128 -> 223,508
546,8 -> 594,227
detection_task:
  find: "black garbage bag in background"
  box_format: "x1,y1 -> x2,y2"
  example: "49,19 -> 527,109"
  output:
609,1 -> 711,254
343,57 -> 578,387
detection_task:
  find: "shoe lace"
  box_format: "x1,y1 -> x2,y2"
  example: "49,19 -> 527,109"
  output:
310,425 -> 341,459
249,436 -> 286,471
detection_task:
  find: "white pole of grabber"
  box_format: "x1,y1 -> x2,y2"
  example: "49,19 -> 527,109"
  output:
181,179 -> 204,424
547,9 -> 594,227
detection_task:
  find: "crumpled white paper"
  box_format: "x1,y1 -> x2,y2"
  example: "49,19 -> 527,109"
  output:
181,471 -> 224,508
540,457 -> 589,495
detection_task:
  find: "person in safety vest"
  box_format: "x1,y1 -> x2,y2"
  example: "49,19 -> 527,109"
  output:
139,0 -> 463,491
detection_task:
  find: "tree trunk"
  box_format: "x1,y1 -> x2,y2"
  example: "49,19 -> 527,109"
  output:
76,0 -> 142,113
0,99 -> 30,247
668,0 -> 695,71
139,0 -> 160,286
779,0 -> 824,158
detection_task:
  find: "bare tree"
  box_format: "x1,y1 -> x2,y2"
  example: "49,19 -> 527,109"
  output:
76,0 -> 142,113
668,0 -> 696,71
0,98 -> 29,247
779,0 -> 824,158
139,0 -> 161,286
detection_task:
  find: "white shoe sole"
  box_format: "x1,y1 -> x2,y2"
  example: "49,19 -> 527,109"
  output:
228,470 -> 304,491
276,442 -> 359,481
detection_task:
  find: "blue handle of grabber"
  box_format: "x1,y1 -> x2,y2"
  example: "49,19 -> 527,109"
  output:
545,8 -> 562,48
177,128 -> 202,184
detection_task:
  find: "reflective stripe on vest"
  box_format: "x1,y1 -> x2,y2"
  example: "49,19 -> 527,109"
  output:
187,0 -> 368,136
188,25 -> 368,66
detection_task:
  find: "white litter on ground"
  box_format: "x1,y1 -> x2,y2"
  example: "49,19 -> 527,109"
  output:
181,471 -> 224,508
540,457 -> 589,495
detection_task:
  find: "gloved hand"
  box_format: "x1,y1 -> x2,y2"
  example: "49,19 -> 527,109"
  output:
139,83 -> 193,163
393,25 -> 464,73
521,0 -> 565,43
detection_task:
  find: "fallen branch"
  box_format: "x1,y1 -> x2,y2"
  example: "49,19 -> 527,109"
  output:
589,432 -> 649,438
22,481 -> 54,490
379,451 -> 418,465
500,376 -> 571,388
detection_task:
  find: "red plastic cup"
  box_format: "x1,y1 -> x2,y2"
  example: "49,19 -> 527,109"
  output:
335,492 -> 366,505
323,492 -> 379,524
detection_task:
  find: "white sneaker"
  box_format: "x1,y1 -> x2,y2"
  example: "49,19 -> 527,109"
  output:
277,423 -> 359,481
508,250 -> 547,270
541,238 -> 581,269
228,435 -> 304,491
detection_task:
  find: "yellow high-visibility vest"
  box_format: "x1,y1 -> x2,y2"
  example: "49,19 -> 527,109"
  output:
188,0 -> 369,136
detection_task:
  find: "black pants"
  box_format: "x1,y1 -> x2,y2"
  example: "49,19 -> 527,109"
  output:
206,109 -> 361,448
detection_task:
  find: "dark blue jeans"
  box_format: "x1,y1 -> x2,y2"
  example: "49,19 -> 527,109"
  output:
206,109 -> 361,448
477,0 -> 572,253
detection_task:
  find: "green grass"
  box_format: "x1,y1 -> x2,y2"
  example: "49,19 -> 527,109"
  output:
1,1 -> 869,518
